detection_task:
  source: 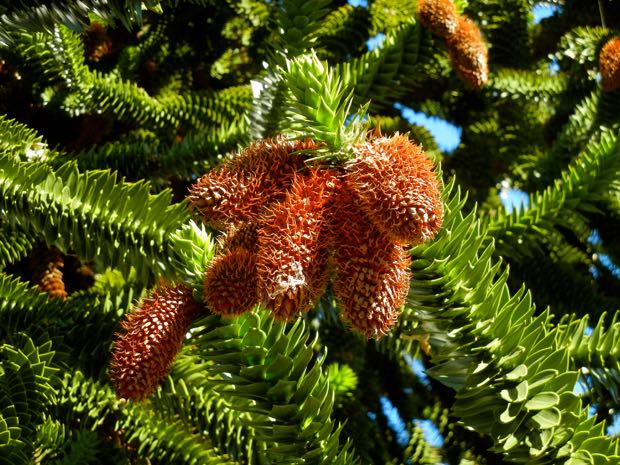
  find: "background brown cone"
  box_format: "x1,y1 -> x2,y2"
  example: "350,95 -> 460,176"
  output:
32,246 -> 68,300
600,37 -> 620,92
417,0 -> 459,38
445,17 -> 489,88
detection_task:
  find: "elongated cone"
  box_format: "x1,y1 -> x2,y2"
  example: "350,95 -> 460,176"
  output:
445,17 -> 488,88
331,184 -> 411,338
188,137 -> 318,229
600,37 -> 620,92
346,134 -> 443,245
109,284 -> 201,401
417,0 -> 458,38
203,247 -> 258,316
257,169 -> 339,320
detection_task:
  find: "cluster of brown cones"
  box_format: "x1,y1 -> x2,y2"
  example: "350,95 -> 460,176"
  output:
600,37 -> 620,92
108,134 -> 443,401
189,134 -> 443,338
417,0 -> 488,88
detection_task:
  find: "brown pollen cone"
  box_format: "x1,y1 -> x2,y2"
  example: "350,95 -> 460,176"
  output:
109,283 -> 202,401
218,222 -> 259,253
600,37 -> 620,92
331,185 -> 411,338
417,0 -> 458,38
203,247 -> 258,317
32,247 -> 68,300
188,137 -> 318,230
445,17 -> 488,88
346,134 -> 443,245
257,169 -> 339,320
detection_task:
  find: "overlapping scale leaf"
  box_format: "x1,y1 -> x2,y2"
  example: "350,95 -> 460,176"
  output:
0,155 -> 188,285
189,311 -> 358,464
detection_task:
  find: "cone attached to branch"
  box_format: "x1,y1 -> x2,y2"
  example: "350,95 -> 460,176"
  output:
109,283 -> 202,401
346,134 -> 443,245
417,0 -> 459,38
188,137 -> 317,229
445,17 -> 488,88
188,133 -> 442,338
600,37 -> 620,92
203,247 -> 258,317
331,185 -> 411,338
257,169 -> 338,320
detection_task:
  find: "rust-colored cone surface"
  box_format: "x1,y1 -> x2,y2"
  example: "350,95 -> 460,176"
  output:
257,169 -> 338,320
188,137 -> 317,229
331,185 -> 411,338
600,37 -> 620,92
417,0 -> 459,38
203,247 -> 258,317
346,134 -> 443,245
445,17 -> 488,88
109,283 -> 201,401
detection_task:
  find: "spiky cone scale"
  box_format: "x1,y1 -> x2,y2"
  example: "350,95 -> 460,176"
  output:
345,134 -> 443,245
203,247 -> 259,317
256,169 -> 339,321
188,137 -> 318,230
445,17 -> 488,89
600,37 -> 620,92
416,0 -> 458,38
331,185 -> 411,338
109,284 -> 202,401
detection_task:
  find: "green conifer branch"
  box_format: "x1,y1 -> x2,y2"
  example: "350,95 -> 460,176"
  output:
488,131 -> 620,258
387,181 -> 620,463
0,155 -> 189,285
188,311 -> 358,464
0,333 -> 59,464
558,312 -> 620,404
338,22 -> 440,111
0,225 -> 35,270
13,27 -> 251,132
316,4 -> 371,62
53,370 -> 237,464
489,69 -> 568,100
275,0 -> 331,58
0,0 -> 153,46
58,122 -> 248,180
282,52 -> 366,157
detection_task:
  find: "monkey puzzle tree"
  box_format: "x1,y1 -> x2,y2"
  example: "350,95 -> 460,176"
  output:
0,0 -> 619,464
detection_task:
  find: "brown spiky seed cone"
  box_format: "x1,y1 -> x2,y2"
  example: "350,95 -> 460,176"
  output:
417,0 -> 458,38
346,134 -> 443,245
257,169 -> 339,320
217,222 -> 259,253
188,137 -> 318,230
445,17 -> 488,88
109,284 -> 201,401
600,37 -> 620,92
33,248 -> 68,300
203,247 -> 258,317
331,185 -> 411,338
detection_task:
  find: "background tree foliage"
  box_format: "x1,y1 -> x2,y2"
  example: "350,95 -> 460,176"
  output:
0,0 -> 619,464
